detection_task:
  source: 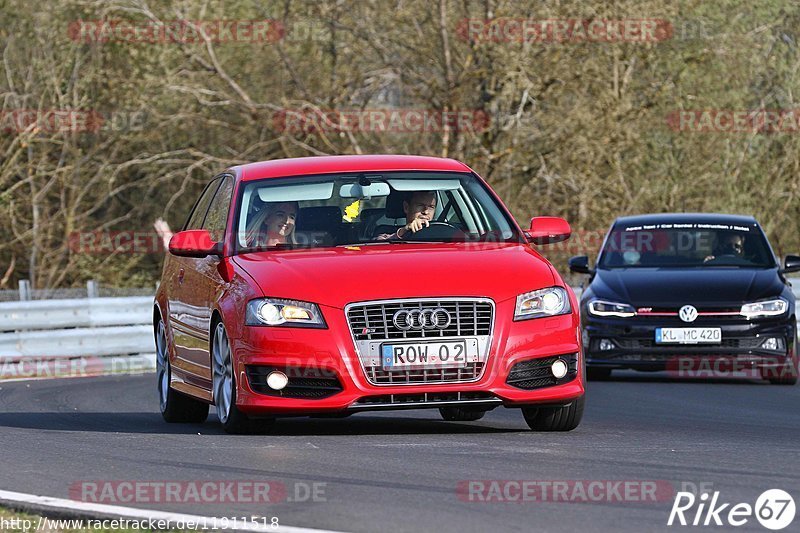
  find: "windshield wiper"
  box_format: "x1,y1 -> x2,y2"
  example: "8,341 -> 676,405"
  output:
238,242 -> 314,253
702,264 -> 765,268
336,240 -> 444,247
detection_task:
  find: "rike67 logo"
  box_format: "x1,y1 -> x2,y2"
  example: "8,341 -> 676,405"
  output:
668,489 -> 795,530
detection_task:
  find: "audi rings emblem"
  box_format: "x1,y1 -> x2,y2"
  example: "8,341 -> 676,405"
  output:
393,308 -> 452,331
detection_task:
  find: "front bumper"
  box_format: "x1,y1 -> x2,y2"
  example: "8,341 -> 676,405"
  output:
583,313 -> 797,373
231,298 -> 584,415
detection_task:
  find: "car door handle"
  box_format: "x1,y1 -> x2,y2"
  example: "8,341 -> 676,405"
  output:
178,268 -> 185,284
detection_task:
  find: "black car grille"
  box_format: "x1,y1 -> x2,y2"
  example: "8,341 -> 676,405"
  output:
353,391 -> 498,406
364,362 -> 486,385
246,366 -> 343,399
610,337 -> 764,350
347,300 -> 493,341
638,307 -> 741,314
506,354 -> 579,390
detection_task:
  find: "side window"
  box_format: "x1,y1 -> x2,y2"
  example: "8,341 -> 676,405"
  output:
202,176 -> 234,242
440,191 -> 464,226
185,178 -> 222,230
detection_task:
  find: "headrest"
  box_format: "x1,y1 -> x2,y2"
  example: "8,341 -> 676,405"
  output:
358,207 -> 385,221
295,206 -> 342,231
385,191 -> 410,219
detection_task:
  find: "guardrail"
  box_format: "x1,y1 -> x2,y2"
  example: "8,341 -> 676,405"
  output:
0,279 -> 798,380
1,279 -> 158,302
0,296 -> 154,334
0,296 -> 155,379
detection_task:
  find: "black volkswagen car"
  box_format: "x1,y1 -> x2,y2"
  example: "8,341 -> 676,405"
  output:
569,214 -> 800,384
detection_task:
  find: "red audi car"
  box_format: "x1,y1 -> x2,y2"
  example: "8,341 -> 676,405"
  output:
155,155 -> 584,433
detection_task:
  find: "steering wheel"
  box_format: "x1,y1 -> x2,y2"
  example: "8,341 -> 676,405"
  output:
399,221 -> 463,241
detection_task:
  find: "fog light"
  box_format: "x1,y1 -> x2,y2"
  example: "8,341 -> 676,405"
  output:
266,371 -> 289,390
599,339 -> 615,351
761,337 -> 784,351
551,359 -> 569,379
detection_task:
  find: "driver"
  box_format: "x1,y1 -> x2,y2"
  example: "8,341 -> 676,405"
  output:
704,232 -> 745,262
376,190 -> 437,240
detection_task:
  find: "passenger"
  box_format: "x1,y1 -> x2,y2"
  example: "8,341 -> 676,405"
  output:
376,191 -> 437,240
246,201 -> 299,247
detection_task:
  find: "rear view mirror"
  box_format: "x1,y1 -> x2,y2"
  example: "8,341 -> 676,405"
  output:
169,229 -> 222,258
781,254 -> 800,274
339,183 -> 390,199
527,216 -> 571,245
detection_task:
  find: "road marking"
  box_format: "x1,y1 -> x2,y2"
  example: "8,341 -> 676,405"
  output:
0,489 -> 345,533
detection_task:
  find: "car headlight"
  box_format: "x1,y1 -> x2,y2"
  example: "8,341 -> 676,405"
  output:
587,300 -> 637,318
246,298 -> 326,328
740,298 -> 788,319
514,287 -> 571,321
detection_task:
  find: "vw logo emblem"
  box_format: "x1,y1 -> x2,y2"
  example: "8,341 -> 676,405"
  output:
679,305 -> 698,323
393,307 -> 452,331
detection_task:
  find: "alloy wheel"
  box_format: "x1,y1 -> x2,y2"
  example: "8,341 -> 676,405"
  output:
212,323 -> 233,423
155,321 -> 169,412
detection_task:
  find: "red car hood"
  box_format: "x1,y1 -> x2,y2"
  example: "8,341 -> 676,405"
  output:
232,242 -> 556,309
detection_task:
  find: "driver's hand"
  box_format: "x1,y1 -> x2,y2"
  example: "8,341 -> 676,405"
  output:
407,217 -> 430,233
398,216 -> 430,238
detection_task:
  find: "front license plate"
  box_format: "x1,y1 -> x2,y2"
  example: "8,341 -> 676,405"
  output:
381,340 -> 468,369
655,327 -> 722,344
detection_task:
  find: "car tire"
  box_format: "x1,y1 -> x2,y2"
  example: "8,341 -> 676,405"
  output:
586,367 -> 612,380
156,319 -> 209,423
521,396 -> 584,431
212,321 -> 276,434
439,406 -> 487,422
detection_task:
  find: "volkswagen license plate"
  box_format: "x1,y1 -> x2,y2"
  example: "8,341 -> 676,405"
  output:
381,340 -> 468,369
655,328 -> 721,344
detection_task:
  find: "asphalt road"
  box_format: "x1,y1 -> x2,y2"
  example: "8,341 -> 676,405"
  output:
0,373 -> 798,532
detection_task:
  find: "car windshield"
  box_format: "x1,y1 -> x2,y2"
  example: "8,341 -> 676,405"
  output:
597,222 -> 776,268
234,171 -> 521,252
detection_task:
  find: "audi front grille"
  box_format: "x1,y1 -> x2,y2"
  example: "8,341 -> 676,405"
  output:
345,298 -> 494,386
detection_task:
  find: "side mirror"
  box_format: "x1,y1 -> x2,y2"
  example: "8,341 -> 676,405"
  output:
169,229 -> 222,258
781,254 -> 800,274
526,216 -> 571,245
568,255 -> 593,274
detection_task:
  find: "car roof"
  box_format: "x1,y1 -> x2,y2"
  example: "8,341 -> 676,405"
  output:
232,155 -> 472,181
613,213 -> 760,227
